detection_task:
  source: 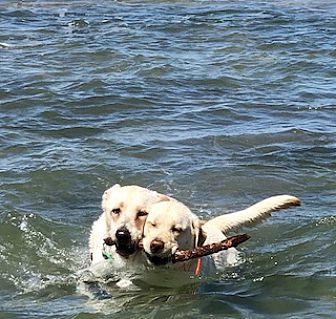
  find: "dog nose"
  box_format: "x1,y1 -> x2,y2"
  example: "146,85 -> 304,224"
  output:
150,238 -> 164,254
115,227 -> 131,244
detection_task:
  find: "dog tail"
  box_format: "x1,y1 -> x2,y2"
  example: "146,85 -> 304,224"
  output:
203,195 -> 301,233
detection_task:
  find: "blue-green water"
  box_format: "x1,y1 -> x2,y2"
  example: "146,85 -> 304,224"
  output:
1,0 -> 335,318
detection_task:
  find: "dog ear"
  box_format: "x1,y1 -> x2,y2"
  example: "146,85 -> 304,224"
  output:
197,228 -> 207,247
152,191 -> 171,202
192,218 -> 207,247
102,184 -> 121,210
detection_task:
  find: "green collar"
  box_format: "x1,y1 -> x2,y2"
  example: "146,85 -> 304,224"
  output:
102,244 -> 113,260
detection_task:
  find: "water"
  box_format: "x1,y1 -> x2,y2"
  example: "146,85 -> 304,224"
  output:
1,0 -> 335,317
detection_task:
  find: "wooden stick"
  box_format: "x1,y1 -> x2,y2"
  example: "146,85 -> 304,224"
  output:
172,234 -> 250,263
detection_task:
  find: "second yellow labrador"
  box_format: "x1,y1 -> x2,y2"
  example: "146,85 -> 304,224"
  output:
142,195 -> 301,276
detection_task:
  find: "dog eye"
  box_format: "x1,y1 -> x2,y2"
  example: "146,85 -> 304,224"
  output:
137,210 -> 148,217
111,208 -> 121,215
171,226 -> 183,233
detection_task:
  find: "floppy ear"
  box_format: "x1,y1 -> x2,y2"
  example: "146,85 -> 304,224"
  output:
192,218 -> 207,248
102,184 -> 121,211
152,191 -> 171,202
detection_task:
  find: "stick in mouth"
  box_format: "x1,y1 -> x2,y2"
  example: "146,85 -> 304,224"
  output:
171,234 -> 250,263
103,234 -> 250,264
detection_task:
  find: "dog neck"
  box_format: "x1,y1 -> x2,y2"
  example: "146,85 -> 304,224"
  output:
102,242 -> 146,266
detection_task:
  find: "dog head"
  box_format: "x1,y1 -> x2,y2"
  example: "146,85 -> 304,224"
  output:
142,200 -> 206,266
102,184 -> 169,258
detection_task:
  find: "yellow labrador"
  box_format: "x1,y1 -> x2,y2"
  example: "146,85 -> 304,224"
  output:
89,184 -> 169,270
142,195 -> 300,276
142,199 -> 214,276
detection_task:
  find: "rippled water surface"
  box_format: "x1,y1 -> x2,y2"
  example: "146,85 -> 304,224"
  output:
1,0 -> 336,318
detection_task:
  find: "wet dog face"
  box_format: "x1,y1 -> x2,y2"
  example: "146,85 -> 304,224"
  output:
102,184 -> 169,257
143,200 -> 203,266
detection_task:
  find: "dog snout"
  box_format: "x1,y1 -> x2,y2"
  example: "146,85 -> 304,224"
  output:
115,227 -> 131,244
150,238 -> 165,254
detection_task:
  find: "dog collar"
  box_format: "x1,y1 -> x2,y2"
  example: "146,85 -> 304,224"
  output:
194,258 -> 202,276
102,244 -> 113,260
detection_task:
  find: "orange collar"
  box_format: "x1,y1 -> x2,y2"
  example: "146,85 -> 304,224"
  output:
194,258 -> 202,276
179,257 -> 202,275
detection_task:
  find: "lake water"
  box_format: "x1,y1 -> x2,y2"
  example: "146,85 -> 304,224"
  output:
1,0 -> 335,318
